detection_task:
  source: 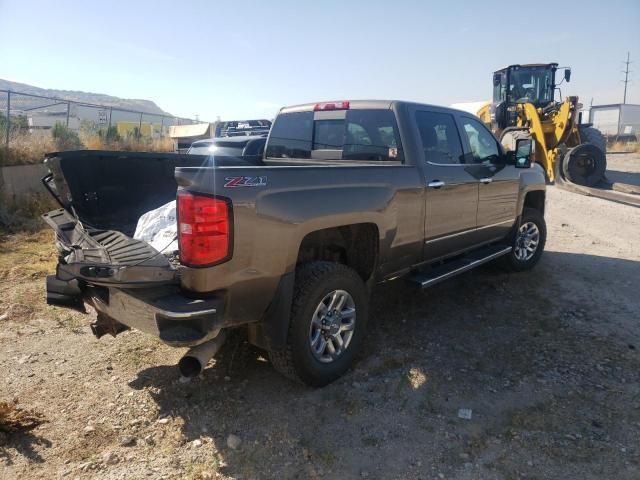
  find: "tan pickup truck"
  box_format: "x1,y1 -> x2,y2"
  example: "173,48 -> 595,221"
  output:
43,100 -> 546,386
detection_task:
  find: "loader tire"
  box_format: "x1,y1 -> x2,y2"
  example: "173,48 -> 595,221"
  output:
579,126 -> 607,154
562,143 -> 607,187
268,261 -> 368,387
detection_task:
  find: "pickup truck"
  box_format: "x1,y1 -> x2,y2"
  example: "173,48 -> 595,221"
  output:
43,100 -> 546,387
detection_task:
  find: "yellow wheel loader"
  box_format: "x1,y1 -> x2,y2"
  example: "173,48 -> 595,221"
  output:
477,63 -> 607,187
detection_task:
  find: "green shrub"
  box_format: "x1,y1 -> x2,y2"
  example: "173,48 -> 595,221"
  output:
51,122 -> 83,150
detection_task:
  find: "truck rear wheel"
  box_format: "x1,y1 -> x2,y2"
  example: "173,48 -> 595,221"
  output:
268,261 -> 368,387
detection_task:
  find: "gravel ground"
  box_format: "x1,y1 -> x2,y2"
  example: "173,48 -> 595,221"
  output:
606,153 -> 640,189
1,155 -> 639,480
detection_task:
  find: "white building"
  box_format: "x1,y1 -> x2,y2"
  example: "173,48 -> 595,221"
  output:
588,104 -> 640,140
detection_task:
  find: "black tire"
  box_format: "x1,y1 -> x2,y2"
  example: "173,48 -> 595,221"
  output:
562,126 -> 607,186
562,143 -> 607,187
501,208 -> 546,272
579,126 -> 607,154
268,261 -> 368,387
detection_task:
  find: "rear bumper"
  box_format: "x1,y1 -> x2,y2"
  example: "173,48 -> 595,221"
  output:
47,276 -> 225,347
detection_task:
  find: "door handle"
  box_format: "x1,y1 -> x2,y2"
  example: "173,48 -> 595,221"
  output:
428,180 -> 445,188
479,177 -> 492,184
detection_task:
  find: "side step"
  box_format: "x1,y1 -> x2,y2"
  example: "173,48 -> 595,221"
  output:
409,245 -> 512,288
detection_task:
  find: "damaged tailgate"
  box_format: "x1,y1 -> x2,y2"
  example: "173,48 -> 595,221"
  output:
43,208 -> 177,287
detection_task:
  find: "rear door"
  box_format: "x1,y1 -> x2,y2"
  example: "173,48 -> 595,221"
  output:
458,115 -> 519,243
414,108 -> 480,261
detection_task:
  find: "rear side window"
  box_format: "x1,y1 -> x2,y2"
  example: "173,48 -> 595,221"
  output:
266,109 -> 403,162
415,111 -> 464,164
265,111 -> 313,159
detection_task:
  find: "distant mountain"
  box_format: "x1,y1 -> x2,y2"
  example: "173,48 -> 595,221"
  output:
0,78 -> 170,115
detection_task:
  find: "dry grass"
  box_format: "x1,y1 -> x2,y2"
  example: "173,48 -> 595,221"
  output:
608,141 -> 640,153
0,132 -> 56,166
0,229 -> 57,281
1,131 -> 174,166
0,193 -> 59,233
0,400 -> 46,434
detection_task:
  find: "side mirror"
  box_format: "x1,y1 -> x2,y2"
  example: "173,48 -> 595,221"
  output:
514,138 -> 534,168
493,72 -> 501,86
564,68 -> 571,83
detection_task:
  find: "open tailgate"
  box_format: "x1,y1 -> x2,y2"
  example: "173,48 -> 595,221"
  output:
43,208 -> 177,287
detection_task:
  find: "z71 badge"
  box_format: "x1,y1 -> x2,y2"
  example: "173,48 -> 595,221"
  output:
224,176 -> 267,188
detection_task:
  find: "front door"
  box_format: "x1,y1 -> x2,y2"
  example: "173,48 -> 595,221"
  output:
458,116 -> 519,243
415,109 -> 480,261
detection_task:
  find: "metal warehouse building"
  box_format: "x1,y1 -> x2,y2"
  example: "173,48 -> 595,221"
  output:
588,104 -> 640,141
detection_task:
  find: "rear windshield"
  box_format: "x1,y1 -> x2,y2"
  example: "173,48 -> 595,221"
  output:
266,109 -> 403,162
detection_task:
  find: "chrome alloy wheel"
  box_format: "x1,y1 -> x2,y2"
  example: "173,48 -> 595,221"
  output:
309,289 -> 356,363
514,221 -> 540,261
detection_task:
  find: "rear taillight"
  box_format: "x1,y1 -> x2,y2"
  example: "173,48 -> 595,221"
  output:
314,101 -> 350,111
177,192 -> 231,267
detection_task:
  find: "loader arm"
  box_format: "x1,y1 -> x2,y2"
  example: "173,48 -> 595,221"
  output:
519,102 -> 557,182
518,97 -> 581,183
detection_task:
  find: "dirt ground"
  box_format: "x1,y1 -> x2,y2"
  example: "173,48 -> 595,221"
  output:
1,154 -> 639,480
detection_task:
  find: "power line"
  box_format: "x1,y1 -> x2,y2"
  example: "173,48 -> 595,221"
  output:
622,52 -> 632,104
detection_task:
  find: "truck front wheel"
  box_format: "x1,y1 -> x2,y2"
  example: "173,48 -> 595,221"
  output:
268,261 -> 368,387
501,207 -> 546,272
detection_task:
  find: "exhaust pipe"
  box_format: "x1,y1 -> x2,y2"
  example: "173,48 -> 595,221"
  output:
178,331 -> 227,378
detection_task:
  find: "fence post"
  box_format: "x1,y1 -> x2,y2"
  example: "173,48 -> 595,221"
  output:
1,90 -> 9,194
108,107 -> 112,130
66,101 -> 70,127
138,112 -> 143,138
160,115 -> 164,137
5,90 -> 10,151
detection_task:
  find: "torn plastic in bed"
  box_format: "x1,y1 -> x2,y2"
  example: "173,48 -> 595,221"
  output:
133,200 -> 178,253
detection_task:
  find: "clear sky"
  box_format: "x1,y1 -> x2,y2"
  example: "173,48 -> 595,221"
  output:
1,0 -> 639,121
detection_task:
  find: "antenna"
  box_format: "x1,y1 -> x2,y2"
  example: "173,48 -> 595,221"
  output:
622,52 -> 632,104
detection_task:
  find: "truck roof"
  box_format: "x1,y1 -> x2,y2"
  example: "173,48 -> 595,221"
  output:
279,100 -> 473,116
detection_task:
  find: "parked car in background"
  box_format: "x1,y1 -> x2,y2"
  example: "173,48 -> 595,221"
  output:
171,119 -> 272,152
214,119 -> 271,137
187,135 -> 267,164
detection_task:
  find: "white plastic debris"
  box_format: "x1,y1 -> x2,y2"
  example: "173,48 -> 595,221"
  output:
457,408 -> 473,420
133,200 -> 178,253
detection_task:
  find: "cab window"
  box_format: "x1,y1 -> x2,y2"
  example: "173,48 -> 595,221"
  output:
415,111 -> 464,164
460,116 -> 501,163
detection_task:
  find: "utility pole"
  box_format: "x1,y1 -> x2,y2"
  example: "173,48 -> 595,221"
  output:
622,52 -> 632,104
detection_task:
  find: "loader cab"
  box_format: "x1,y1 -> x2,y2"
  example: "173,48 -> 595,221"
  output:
491,63 -> 561,129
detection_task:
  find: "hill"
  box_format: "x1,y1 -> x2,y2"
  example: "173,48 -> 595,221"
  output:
0,78 -> 170,115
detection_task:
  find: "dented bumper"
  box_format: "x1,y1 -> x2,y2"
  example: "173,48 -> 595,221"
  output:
46,276 -> 225,347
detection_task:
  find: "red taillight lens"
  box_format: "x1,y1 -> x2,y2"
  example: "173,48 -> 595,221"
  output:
314,101 -> 350,111
177,192 -> 231,267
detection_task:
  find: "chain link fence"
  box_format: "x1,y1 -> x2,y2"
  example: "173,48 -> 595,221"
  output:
0,89 -> 201,165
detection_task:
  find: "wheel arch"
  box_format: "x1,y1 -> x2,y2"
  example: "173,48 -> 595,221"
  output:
253,223 -> 379,352
295,223 -> 380,284
522,189 -> 546,216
